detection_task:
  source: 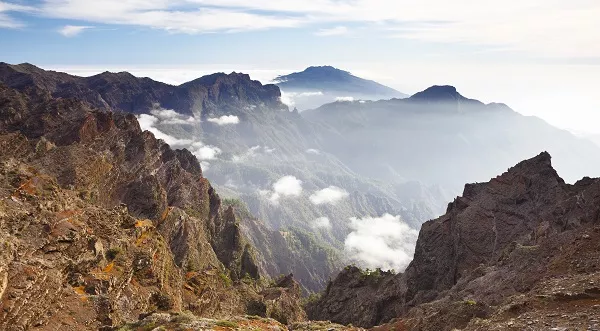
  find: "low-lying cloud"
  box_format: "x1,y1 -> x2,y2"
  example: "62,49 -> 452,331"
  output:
207,115 -> 240,125
151,108 -> 199,125
232,145 -> 276,162
344,214 -> 419,271
335,96 -> 355,102
137,114 -> 194,147
306,148 -> 321,155
263,175 -> 303,204
310,186 -> 349,205
137,111 -> 221,164
280,91 -> 324,108
312,217 -> 332,229
189,142 -> 222,160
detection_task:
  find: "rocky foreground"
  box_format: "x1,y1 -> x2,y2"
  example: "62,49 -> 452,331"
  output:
309,152 -> 600,330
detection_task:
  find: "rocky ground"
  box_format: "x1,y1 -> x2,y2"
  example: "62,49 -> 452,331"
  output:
310,152 -> 600,330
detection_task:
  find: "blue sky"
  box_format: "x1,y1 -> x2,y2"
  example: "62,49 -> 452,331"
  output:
1,0 -> 600,133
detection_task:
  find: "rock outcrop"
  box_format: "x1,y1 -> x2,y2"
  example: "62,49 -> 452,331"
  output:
0,84 -> 303,330
309,152 -> 600,330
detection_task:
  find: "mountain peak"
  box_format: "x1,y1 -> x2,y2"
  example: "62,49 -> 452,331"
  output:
273,66 -> 407,105
409,85 -> 463,101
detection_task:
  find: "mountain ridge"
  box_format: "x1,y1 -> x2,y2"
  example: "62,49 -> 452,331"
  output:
308,151 -> 600,329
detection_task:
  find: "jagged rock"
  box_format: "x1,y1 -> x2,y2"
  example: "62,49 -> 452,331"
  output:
0,84 -> 291,329
310,152 -> 600,329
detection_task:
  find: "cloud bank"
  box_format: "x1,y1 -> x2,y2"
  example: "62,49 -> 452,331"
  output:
280,91 -> 324,108
344,214 -> 419,271
309,186 -> 349,205
151,108 -> 199,125
264,175 -> 303,204
335,96 -> 355,102
137,114 -> 194,147
207,115 -> 240,125
137,110 -> 221,163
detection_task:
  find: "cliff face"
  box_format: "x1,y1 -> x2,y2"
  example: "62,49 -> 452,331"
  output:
0,84 -> 304,330
309,152 -> 600,330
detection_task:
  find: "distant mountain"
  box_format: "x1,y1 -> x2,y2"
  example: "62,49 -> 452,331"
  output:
303,85 -> 600,190
0,62 -> 445,293
273,66 -> 408,110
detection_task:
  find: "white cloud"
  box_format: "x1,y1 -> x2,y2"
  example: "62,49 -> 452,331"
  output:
34,1 -> 304,34
232,145 -> 275,162
280,91 -> 324,107
309,186 -> 349,205
200,161 -> 210,171
189,141 -> 222,160
58,25 -> 92,37
0,2 -> 34,28
137,112 -> 220,161
150,108 -> 199,125
306,148 -> 321,155
137,114 -> 194,146
312,217 -> 331,229
345,214 -> 419,271
5,0 -> 593,57
207,115 -> 240,125
335,96 -> 355,102
315,26 -> 348,36
264,175 -> 303,204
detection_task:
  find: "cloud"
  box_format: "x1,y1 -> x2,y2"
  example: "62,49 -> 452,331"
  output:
6,0 -> 595,57
189,141 -> 222,160
58,25 -> 92,37
315,26 -> 348,36
137,114 -> 194,146
344,214 -> 419,271
207,115 -> 240,125
264,175 -> 303,204
0,2 -> 34,28
137,112 -> 220,161
232,145 -> 275,162
312,217 -> 331,229
335,96 -> 355,102
309,186 -> 349,205
280,91 -> 324,108
150,108 -> 199,125
306,148 -> 321,155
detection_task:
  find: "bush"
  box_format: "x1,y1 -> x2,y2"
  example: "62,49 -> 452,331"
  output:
215,320 -> 238,328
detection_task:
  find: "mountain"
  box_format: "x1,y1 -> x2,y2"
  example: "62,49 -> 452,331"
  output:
0,62 -> 285,116
0,83 -> 312,329
0,63 -> 446,293
303,85 -> 600,191
273,66 -> 408,110
308,152 -> 600,330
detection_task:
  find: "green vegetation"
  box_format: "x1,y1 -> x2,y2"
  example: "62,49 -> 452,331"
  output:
464,299 -> 477,306
219,271 -> 233,287
215,320 -> 238,328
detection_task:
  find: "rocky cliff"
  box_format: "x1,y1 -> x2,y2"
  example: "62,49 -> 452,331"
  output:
309,152 -> 600,330
0,84 -> 305,330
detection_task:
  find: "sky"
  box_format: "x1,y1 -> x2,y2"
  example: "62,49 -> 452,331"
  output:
1,0 -> 600,134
